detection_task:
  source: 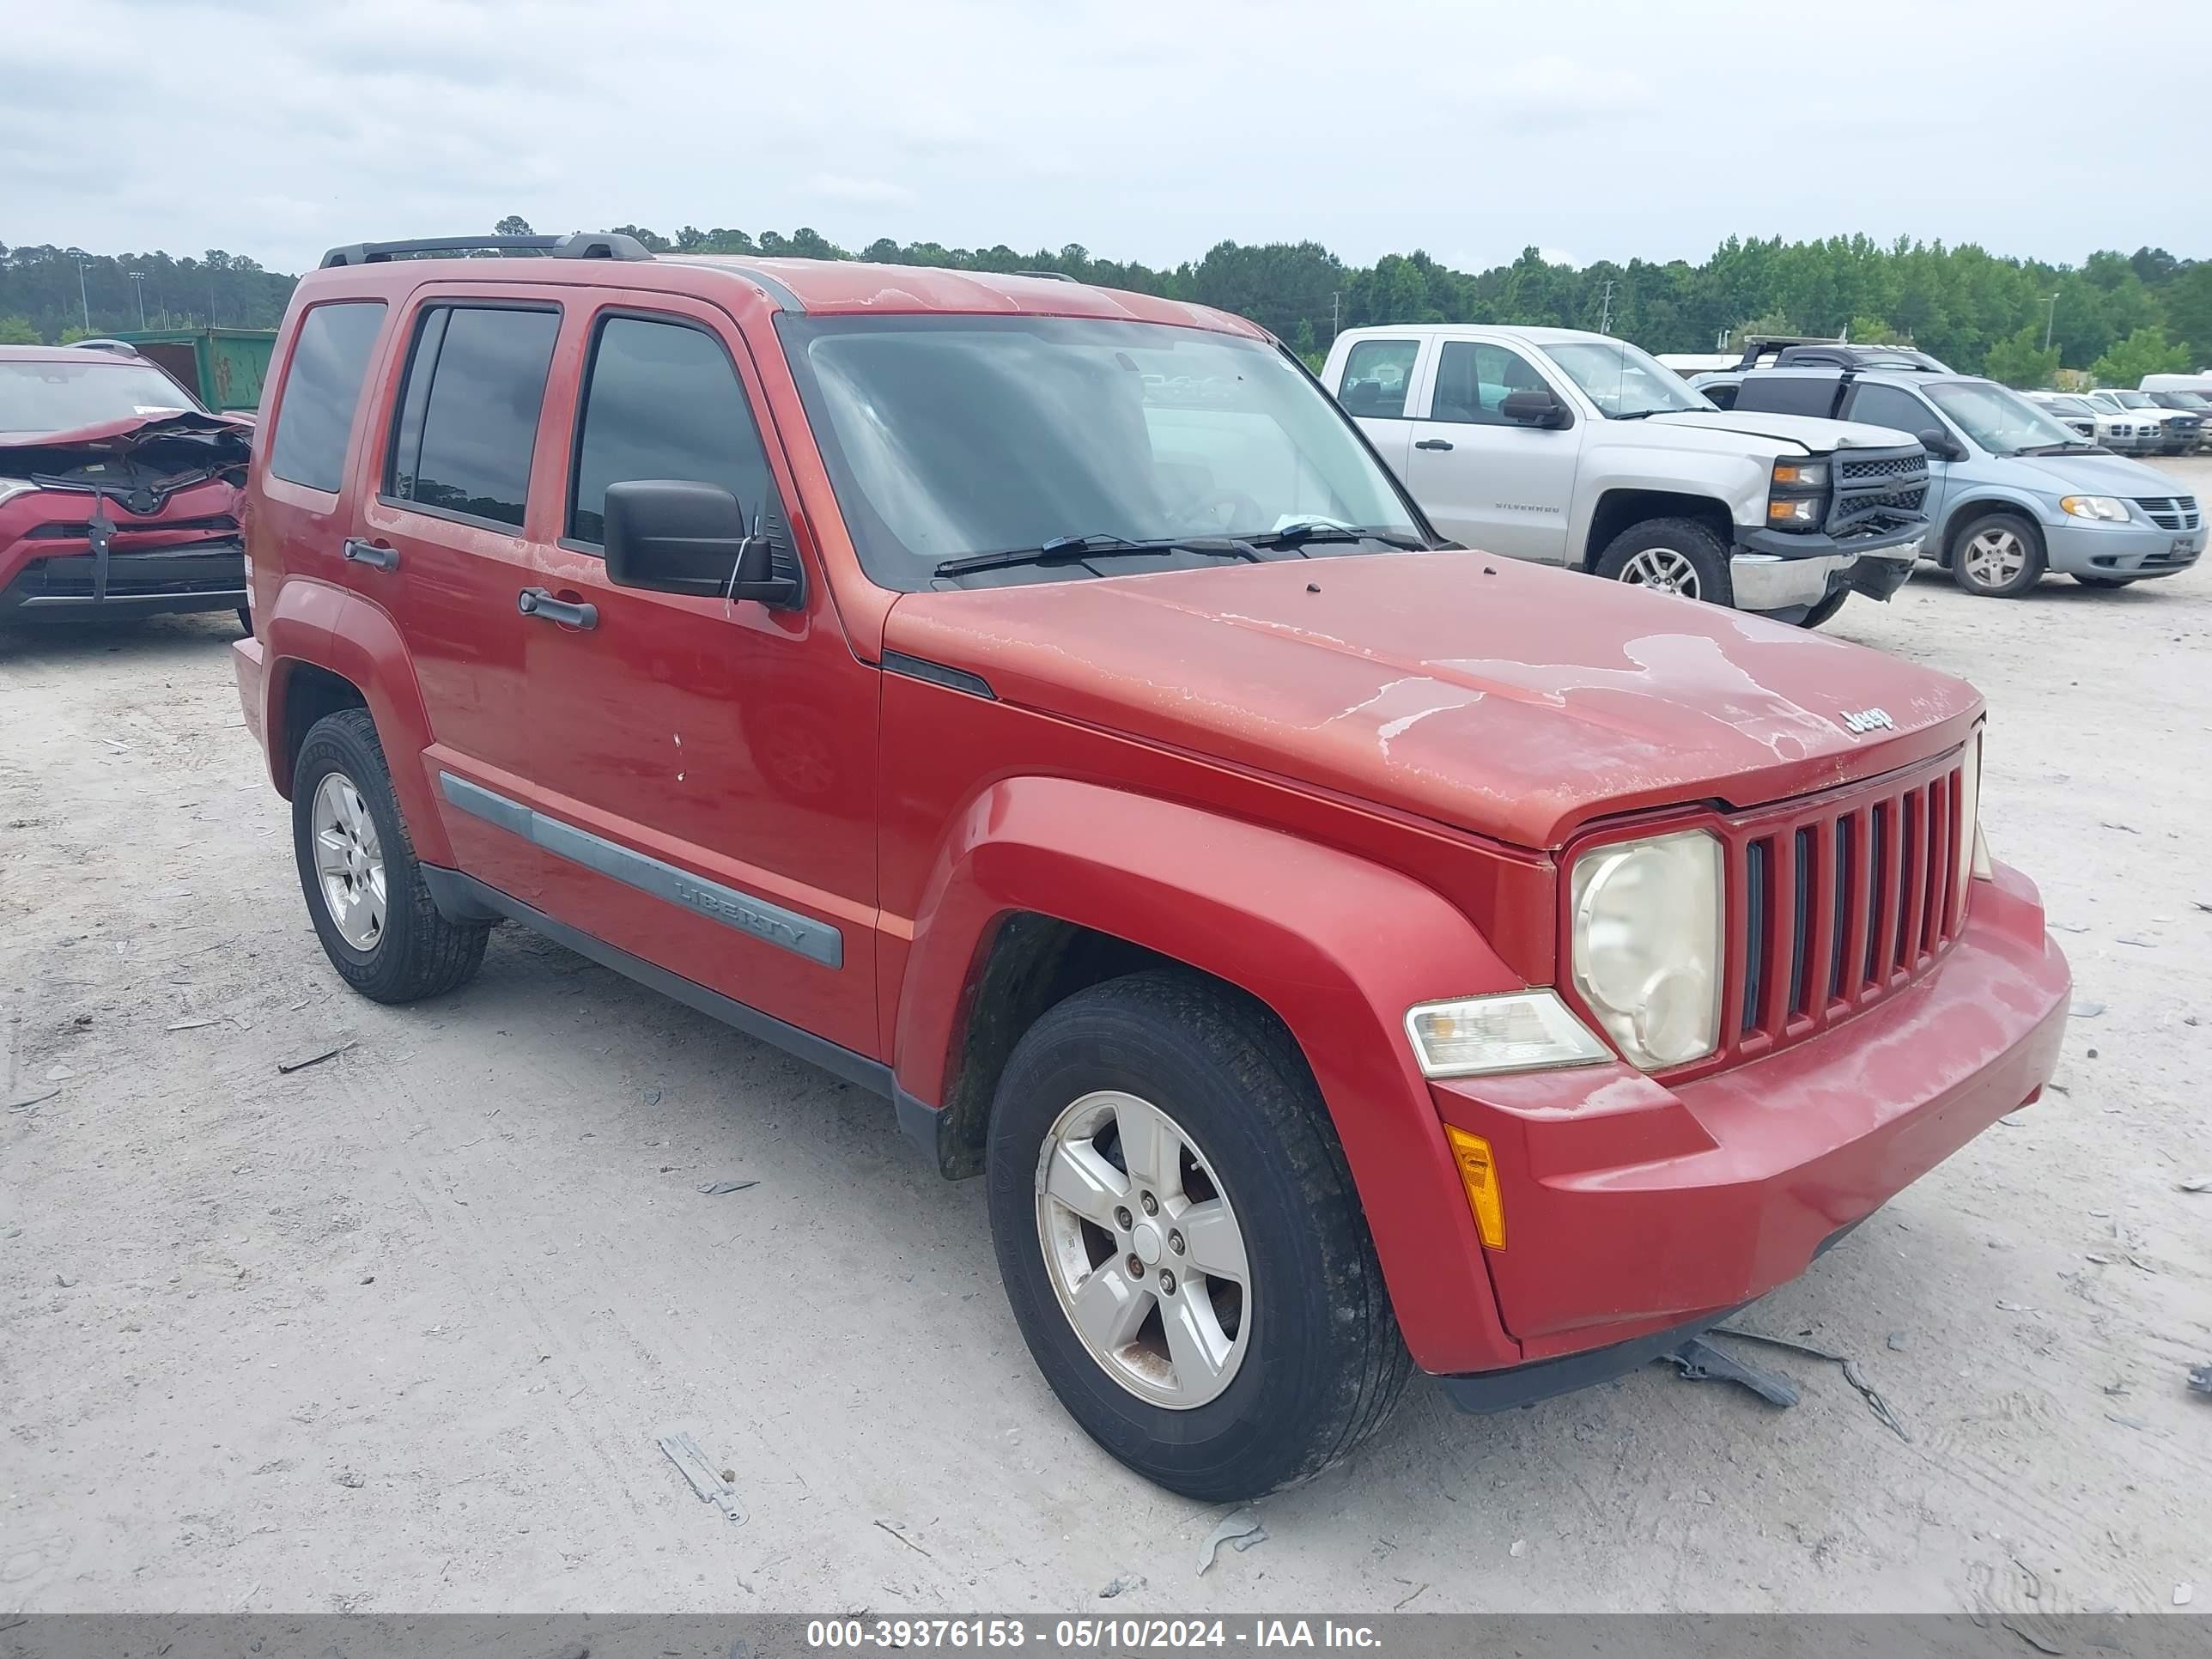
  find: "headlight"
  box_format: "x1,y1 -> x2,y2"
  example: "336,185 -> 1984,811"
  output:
2060,495 -> 2130,521
1767,496 -> 1821,525
0,477 -> 41,509
1571,829 -> 1724,1071
1771,460 -> 1828,489
1959,732 -> 1993,883
1404,991 -> 1608,1079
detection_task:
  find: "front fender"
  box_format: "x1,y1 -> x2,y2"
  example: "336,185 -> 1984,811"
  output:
894,775 -> 1529,1373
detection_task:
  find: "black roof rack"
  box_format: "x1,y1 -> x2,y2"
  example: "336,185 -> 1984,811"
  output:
319,233 -> 653,269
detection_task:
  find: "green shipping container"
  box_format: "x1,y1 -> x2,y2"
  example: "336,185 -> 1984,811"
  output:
113,326 -> 276,413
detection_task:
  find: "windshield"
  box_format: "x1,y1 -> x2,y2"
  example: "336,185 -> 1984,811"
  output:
1544,338 -> 1713,417
2167,392 -> 2212,410
0,358 -> 203,436
1924,380 -> 2084,456
778,314 -> 1422,588
2108,390 -> 2155,409
2041,396 -> 2094,416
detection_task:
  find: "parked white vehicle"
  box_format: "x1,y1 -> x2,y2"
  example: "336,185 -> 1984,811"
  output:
2080,389 -> 2171,454
1323,325 -> 1931,626
2027,391 -> 2136,449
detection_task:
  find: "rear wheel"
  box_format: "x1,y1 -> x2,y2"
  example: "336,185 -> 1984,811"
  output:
1949,511 -> 2045,598
291,708 -> 489,1003
1594,518 -> 1734,607
986,970 -> 1411,1501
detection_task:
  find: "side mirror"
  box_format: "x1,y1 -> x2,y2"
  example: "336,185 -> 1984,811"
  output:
603,479 -> 800,607
1917,427 -> 1965,463
1500,387 -> 1570,428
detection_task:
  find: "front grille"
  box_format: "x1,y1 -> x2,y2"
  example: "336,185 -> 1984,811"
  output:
1826,444 -> 1931,540
26,514 -> 241,542
2134,495 -> 2203,531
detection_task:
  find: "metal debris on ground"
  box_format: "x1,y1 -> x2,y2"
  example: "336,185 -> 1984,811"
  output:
1708,1325 -> 1912,1442
698,1180 -> 758,1195
654,1430 -> 744,1523
277,1041 -> 356,1075
1660,1334 -> 1800,1407
1196,1509 -> 1266,1575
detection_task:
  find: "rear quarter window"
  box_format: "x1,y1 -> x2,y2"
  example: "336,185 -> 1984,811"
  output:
267,301 -> 387,493
1733,375 -> 1844,421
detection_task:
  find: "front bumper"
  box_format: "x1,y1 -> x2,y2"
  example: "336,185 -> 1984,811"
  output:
1424,860 -> 2067,1374
1730,529 -> 1922,612
2044,518 -> 2204,580
0,538 -> 246,618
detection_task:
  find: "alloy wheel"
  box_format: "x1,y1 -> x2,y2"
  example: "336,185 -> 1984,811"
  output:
1961,528 -> 2027,590
311,771 -> 386,951
1618,546 -> 1702,598
1033,1090 -> 1251,1408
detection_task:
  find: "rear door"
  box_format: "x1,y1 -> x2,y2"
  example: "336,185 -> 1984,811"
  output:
1328,336 -> 1421,477
1401,337 -> 1578,562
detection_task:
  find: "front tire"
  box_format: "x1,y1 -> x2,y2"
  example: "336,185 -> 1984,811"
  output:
1949,511 -> 2045,598
291,708 -> 489,1003
986,971 -> 1412,1502
1594,517 -> 1734,607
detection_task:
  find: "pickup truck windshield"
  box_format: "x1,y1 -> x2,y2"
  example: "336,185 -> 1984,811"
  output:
1925,380 -> 2081,457
0,359 -> 203,436
778,314 -> 1423,590
1544,339 -> 1713,418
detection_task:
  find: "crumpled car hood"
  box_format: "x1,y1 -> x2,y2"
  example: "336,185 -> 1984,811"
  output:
886,552 -> 1983,849
0,410 -> 252,514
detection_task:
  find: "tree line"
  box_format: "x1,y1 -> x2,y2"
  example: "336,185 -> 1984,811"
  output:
6,222 -> 2206,388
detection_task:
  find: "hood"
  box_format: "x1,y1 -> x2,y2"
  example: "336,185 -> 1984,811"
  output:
0,411 -> 252,514
1648,409 -> 1916,453
0,408 -> 252,456
1998,450 -> 2186,496
886,554 -> 1982,850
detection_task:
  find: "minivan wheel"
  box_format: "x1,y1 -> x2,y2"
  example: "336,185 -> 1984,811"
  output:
1950,512 -> 2045,598
986,970 -> 1412,1503
1595,518 -> 1733,607
291,708 -> 489,1003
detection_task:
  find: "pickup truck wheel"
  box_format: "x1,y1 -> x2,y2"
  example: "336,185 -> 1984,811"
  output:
987,970 -> 1412,1501
1595,518 -> 1733,607
291,708 -> 489,1004
1950,512 -> 2045,597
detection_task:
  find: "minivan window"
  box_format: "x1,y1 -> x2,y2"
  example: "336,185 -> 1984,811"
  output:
781,314 -> 1423,591
386,305 -> 559,528
1338,339 -> 1419,418
268,301 -> 386,493
1924,380 -> 2081,457
568,316 -> 781,546
1846,383 -> 1935,441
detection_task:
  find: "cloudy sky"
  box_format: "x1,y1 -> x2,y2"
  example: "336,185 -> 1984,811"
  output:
9,0 -> 2205,276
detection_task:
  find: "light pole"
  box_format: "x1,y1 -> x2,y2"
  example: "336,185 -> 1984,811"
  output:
70,251 -> 91,332
2043,291 -> 2061,353
130,271 -> 147,330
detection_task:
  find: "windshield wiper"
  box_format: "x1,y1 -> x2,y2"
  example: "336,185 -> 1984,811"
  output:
1244,522 -> 1430,551
2016,441 -> 2095,456
933,534 -> 1258,580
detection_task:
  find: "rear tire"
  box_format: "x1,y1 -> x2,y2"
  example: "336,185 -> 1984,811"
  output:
986,970 -> 1412,1502
1949,510 -> 2045,598
291,708 -> 489,1004
1594,517 -> 1734,608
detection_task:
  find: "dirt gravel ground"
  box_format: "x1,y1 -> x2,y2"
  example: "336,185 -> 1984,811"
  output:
3,459 -> 2209,1617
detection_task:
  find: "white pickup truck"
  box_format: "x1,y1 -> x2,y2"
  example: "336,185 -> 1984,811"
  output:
1322,325 -> 1932,625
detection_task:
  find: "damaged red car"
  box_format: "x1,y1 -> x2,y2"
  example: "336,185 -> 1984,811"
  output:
0,344 -> 253,629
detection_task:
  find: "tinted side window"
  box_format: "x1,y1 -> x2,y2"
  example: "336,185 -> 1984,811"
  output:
386,306 -> 560,528
1733,375 -> 1844,420
1702,382 -> 1741,410
1338,339 -> 1419,418
268,301 -> 386,493
1847,384 -> 1936,439
568,317 -> 781,545
1431,341 -> 1549,425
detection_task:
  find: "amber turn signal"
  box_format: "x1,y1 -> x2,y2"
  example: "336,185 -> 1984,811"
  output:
1443,1126 -> 1505,1250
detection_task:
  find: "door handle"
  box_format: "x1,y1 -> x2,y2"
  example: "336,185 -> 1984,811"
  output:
517,586 -> 598,629
341,537 -> 399,571
1414,438 -> 1455,452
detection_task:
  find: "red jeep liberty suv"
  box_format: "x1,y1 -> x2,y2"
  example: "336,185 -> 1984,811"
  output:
234,234 -> 2069,1500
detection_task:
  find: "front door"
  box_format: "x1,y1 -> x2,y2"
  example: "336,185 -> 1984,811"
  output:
359,286 -> 879,1057
1401,338 -> 1580,562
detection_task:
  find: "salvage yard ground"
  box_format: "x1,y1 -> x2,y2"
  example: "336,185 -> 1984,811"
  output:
3,459 -> 2209,1615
